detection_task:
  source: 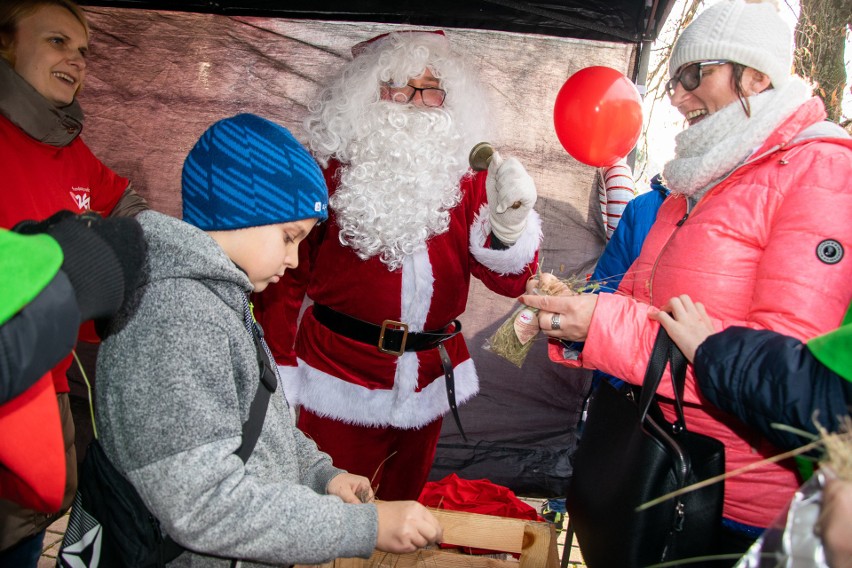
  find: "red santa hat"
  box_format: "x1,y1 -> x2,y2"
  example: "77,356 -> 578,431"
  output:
351,29 -> 447,58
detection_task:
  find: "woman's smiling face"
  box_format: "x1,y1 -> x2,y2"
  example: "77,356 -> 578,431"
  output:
669,61 -> 739,126
11,4 -> 89,107
669,61 -> 772,127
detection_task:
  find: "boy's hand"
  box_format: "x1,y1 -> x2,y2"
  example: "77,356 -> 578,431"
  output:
375,501 -> 443,553
327,473 -> 373,504
648,294 -> 715,363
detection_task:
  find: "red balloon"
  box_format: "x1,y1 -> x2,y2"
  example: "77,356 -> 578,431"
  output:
553,66 -> 643,167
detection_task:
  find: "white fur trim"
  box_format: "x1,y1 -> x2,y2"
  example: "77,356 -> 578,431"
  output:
401,250 -> 434,332
278,364 -> 302,409
293,357 -> 479,429
470,205 -> 542,275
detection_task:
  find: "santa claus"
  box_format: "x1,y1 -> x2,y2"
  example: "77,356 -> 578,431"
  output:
255,29 -> 542,500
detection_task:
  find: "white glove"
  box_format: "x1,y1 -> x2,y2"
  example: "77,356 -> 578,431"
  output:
485,152 -> 537,245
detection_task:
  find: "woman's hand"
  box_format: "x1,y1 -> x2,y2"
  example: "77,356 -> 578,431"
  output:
648,294 -> 715,363
327,472 -> 374,504
519,293 -> 597,341
375,501 -> 443,553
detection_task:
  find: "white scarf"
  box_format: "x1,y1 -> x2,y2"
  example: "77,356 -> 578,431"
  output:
662,78 -> 811,201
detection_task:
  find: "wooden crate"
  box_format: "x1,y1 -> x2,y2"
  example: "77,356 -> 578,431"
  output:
296,508 -> 559,568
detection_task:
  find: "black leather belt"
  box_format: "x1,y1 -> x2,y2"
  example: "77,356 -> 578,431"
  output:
311,303 -> 468,441
312,303 -> 461,356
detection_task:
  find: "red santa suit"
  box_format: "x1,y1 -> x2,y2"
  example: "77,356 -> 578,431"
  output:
256,159 -> 541,499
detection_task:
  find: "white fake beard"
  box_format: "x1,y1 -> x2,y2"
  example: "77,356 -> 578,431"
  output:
330,101 -> 470,271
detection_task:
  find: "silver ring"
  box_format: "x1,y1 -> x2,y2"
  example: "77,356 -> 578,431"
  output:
550,314 -> 561,330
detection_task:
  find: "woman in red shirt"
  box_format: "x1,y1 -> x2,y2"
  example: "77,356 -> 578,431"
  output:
0,1 -> 146,564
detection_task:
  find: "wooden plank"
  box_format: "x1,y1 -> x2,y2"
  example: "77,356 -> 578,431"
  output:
431,508 -> 525,553
297,549 -> 517,568
362,549 -> 517,567
295,508 -> 558,568
520,522 -> 559,568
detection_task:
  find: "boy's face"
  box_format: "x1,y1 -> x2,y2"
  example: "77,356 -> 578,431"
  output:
213,218 -> 317,292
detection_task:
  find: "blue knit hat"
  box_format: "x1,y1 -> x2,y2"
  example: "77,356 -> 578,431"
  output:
182,114 -> 328,230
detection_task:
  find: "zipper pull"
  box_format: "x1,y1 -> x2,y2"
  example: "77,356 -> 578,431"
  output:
677,212 -> 689,227
674,500 -> 685,532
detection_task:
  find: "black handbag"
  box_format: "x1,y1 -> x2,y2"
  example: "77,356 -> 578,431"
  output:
566,327 -> 726,567
58,296 -> 278,568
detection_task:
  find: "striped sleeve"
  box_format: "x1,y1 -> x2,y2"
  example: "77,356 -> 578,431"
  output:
597,160 -> 636,241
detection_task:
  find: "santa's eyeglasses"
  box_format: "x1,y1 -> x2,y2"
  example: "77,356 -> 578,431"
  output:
382,83 -> 447,107
665,60 -> 730,97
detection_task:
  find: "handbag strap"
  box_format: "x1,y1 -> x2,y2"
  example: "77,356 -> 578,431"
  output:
637,327 -> 673,421
637,327 -> 690,430
668,336 -> 689,433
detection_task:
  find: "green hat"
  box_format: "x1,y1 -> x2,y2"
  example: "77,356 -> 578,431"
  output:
0,229 -> 63,325
807,302 -> 852,383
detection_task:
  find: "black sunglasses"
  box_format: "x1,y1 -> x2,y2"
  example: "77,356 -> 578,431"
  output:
665,60 -> 730,97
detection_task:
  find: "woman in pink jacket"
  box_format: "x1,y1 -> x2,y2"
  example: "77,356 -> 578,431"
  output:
522,0 -> 852,559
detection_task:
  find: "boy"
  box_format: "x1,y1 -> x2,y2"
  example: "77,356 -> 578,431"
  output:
94,114 -> 442,566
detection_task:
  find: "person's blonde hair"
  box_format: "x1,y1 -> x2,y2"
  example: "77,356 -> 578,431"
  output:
0,0 -> 89,66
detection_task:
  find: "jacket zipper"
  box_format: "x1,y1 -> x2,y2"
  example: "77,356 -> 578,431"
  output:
648,197 -> 691,305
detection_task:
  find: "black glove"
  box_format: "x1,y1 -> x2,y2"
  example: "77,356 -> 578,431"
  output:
14,211 -> 146,324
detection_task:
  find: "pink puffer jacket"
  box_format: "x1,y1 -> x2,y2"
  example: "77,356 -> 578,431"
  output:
553,97 -> 852,528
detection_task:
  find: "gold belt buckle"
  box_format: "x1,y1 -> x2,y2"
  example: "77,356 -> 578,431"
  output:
378,320 -> 408,356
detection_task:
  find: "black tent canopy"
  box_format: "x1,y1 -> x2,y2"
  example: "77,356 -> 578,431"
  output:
79,0 -> 677,44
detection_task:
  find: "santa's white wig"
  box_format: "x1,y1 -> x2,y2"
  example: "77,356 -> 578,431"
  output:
304,31 -> 494,270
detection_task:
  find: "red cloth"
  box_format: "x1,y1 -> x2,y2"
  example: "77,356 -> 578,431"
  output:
418,474 -> 543,555
0,374 -> 65,512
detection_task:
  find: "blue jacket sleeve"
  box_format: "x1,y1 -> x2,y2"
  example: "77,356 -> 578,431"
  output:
591,200 -> 637,293
694,326 -> 852,451
591,182 -> 667,293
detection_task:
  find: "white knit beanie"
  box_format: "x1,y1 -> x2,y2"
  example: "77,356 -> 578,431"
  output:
669,0 -> 793,88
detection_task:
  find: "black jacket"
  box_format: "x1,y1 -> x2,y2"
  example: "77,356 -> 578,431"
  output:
694,326 -> 852,452
0,271 -> 81,403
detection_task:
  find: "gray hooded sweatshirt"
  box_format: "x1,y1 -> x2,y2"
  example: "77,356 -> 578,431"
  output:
96,211 -> 377,566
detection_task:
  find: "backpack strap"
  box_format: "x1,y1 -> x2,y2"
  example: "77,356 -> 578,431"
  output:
164,295 -> 279,563
235,294 -> 278,462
